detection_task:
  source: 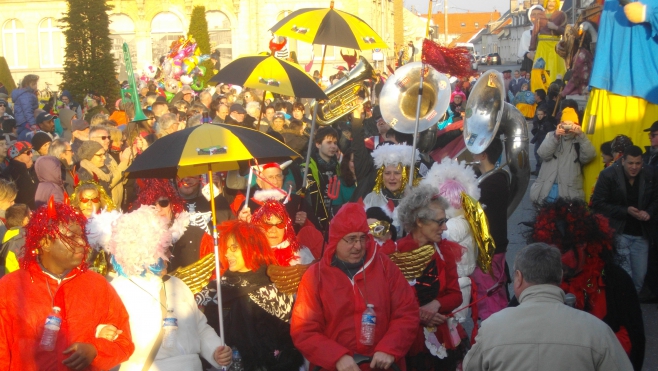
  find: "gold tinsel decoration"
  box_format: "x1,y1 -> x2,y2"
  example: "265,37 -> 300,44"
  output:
170,252 -> 216,294
461,192 -> 496,274
372,164 -> 421,195
389,244 -> 435,280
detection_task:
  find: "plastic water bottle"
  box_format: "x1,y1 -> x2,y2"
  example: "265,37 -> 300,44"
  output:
162,310 -> 178,349
230,348 -> 244,371
565,293 -> 577,308
360,304 -> 376,346
40,307 -> 62,351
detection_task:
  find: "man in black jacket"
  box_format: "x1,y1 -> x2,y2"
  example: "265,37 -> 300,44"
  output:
591,145 -> 658,293
643,121 -> 658,167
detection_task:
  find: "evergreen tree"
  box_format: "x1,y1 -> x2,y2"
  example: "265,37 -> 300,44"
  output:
188,6 -> 216,88
0,57 -> 17,95
60,0 -> 119,107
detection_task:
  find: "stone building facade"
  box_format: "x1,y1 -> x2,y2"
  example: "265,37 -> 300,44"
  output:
0,0 -> 398,88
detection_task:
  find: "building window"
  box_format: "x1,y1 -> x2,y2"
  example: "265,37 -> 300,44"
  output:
38,18 -> 64,68
475,22 -> 479,28
461,22 -> 466,27
206,11 -> 232,69
151,12 -> 184,64
2,19 -> 27,69
109,14 -> 136,81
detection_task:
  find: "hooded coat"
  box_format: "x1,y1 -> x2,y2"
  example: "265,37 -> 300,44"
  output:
57,107 -> 76,142
11,87 -> 38,139
34,156 -> 66,207
0,262 -> 135,370
290,203 -> 419,371
1,159 -> 39,210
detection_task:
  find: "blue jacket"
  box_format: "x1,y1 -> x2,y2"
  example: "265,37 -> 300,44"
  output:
11,87 -> 38,139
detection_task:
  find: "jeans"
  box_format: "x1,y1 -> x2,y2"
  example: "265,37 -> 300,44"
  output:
616,234 -> 649,292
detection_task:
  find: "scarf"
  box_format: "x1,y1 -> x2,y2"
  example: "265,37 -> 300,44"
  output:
79,159 -> 111,182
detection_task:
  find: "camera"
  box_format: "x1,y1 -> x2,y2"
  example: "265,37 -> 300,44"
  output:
561,123 -> 573,132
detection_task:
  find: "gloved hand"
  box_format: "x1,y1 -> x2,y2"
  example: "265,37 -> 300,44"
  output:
624,2 -> 647,23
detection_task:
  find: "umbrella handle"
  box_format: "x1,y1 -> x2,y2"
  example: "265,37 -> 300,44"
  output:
311,354 -> 401,371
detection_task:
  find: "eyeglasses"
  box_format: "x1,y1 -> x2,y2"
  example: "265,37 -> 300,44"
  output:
423,217 -> 449,227
79,196 -> 100,203
156,199 -> 170,208
265,174 -> 284,181
0,104 -> 6,107
93,136 -> 110,141
342,235 -> 367,246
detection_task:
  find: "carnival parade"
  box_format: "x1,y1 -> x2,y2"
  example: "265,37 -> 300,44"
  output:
0,0 -> 655,369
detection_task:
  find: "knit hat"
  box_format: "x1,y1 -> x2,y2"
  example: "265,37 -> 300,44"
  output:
7,141 -> 32,160
328,203 -> 369,251
561,107 -> 579,124
77,140 -> 104,161
31,132 -> 53,152
71,118 -> 89,132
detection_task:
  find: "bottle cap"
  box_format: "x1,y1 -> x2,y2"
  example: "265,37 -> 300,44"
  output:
367,304 -> 374,308
53,306 -> 61,312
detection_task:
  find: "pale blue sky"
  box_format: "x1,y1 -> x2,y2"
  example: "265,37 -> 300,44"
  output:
404,0 -> 510,14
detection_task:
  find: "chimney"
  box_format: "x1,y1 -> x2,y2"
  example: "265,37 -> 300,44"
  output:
510,0 -> 518,11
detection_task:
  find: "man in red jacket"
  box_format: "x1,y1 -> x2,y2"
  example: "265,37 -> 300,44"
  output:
291,203 -> 419,371
0,199 -> 134,370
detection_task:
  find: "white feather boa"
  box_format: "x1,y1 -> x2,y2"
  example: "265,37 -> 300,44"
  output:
86,209 -> 123,253
169,211 -> 191,243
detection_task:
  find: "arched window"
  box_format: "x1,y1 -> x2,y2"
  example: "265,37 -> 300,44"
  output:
206,11 -> 232,69
109,14 -> 136,81
151,12 -> 184,64
2,19 -> 27,68
38,18 -> 64,68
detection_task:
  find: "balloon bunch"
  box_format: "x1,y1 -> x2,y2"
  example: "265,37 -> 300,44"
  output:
139,35 -> 211,102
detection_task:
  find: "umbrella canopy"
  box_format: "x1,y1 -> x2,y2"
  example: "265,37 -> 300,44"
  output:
126,123 -> 300,178
269,4 -> 388,50
209,55 -> 327,99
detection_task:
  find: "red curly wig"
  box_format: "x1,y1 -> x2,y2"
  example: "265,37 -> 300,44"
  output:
251,200 -> 300,265
134,178 -> 185,216
22,198 -> 90,271
217,220 -> 278,274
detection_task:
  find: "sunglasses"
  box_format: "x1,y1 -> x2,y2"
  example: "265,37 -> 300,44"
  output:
156,199 -> 170,208
263,220 -> 286,229
0,104 -> 5,107
80,196 -> 100,203
94,136 -> 110,141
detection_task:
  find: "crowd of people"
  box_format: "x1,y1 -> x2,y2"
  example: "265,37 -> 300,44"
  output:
0,34 -> 653,370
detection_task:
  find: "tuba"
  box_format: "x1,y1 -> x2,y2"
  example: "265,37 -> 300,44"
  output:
311,56 -> 376,126
463,70 -> 530,217
378,62 -> 451,134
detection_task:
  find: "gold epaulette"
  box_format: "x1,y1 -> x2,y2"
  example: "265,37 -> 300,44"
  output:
170,253 -> 216,294
389,244 -> 435,280
266,263 -> 311,294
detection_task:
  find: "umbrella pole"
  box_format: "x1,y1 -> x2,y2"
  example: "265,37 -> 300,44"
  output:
243,166 -> 254,209
302,43 -> 326,188
302,104 -> 318,189
408,65 -> 425,189
256,90 -> 267,131
207,166 -> 226,349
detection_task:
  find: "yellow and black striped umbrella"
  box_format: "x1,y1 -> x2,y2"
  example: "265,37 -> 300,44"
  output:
209,54 -> 327,99
126,123 -> 300,178
269,2 -> 388,51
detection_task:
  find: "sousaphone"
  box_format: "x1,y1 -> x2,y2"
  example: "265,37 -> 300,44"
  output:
463,70 -> 530,217
379,62 -> 451,134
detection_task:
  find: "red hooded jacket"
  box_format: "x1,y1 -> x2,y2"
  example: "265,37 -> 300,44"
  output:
0,262 -> 134,370
291,203 -> 419,371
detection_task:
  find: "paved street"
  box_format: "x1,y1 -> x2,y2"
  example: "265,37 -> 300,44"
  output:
503,118 -> 658,370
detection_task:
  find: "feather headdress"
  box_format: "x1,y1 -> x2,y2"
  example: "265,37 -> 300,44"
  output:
108,205 -> 172,277
371,143 -> 418,169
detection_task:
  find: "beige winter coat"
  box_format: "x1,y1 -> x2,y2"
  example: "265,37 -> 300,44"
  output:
530,131 -> 596,203
463,284 -> 633,371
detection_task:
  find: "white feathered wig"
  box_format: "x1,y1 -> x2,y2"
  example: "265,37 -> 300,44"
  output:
420,157 -> 480,217
107,205 -> 173,277
371,143 -> 420,194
